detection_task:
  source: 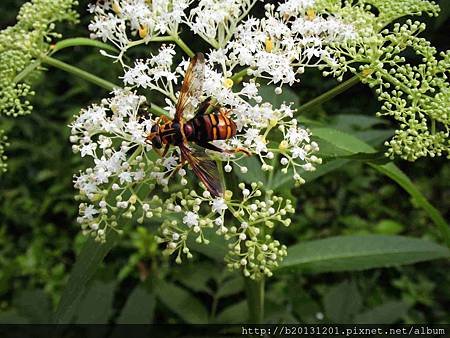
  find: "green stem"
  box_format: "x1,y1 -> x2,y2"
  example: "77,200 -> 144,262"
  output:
50,37 -> 119,54
172,36 -> 195,57
40,54 -> 119,91
298,75 -> 361,113
231,67 -> 251,83
13,59 -> 41,84
245,277 -> 265,323
216,159 -> 226,192
149,103 -> 169,117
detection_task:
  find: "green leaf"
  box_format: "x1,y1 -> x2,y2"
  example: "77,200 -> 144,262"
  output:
374,219 -> 405,235
0,310 -> 30,324
279,235 -> 450,273
175,262 -> 219,293
323,281 -> 362,323
53,231 -> 119,323
311,127 -> 375,154
74,280 -> 116,324
354,301 -> 410,324
187,228 -> 228,262
116,285 -> 155,324
329,114 -> 387,131
371,163 -> 450,247
216,276 -> 245,299
215,301 -> 248,324
270,159 -> 349,190
155,281 -> 208,323
354,130 -> 394,146
13,289 -> 52,323
233,156 -> 266,185
259,85 -> 300,107
311,127 -> 450,246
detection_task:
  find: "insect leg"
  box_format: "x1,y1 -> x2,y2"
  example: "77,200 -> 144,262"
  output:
198,142 -> 251,156
160,115 -> 171,123
161,143 -> 170,157
196,98 -> 212,115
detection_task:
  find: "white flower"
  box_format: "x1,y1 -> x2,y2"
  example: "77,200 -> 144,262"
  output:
211,197 -> 228,213
183,211 -> 199,227
83,204 -> 99,220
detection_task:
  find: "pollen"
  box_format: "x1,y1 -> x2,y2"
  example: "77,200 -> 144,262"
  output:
306,8 -> 316,20
224,78 -> 234,89
265,36 -> 274,53
112,1 -> 122,15
362,68 -> 374,77
279,140 -> 289,152
138,24 -> 149,38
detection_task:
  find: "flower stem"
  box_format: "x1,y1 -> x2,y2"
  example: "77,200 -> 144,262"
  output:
149,103 -> 169,117
40,54 -> 119,91
172,36 -> 195,58
50,37 -> 119,54
298,75 -> 361,113
245,277 -> 265,323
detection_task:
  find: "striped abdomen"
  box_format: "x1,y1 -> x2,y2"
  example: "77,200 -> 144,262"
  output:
185,113 -> 237,143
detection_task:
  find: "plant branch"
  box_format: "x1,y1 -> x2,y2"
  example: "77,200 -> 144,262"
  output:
50,37 -> 119,54
40,54 -> 119,91
172,36 -> 195,57
245,277 -> 265,323
298,75 -> 361,113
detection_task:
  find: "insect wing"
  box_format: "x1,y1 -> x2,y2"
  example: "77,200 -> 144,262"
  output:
179,144 -> 223,197
175,53 -> 205,121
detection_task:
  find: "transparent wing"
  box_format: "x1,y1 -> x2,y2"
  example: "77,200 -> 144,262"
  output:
179,144 -> 223,197
175,53 -> 205,121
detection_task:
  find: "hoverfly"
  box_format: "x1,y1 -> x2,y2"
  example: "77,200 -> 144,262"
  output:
146,53 -> 249,197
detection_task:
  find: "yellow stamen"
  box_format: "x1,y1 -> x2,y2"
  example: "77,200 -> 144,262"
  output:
265,36 -> 274,53
224,78 -> 234,89
362,68 -> 374,77
306,8 -> 316,20
224,190 -> 233,201
138,24 -> 149,38
279,140 -> 289,152
112,1 -> 122,15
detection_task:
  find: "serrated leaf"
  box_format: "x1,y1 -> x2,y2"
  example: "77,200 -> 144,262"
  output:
116,285 -> 155,324
155,281 -> 208,323
279,235 -> 450,273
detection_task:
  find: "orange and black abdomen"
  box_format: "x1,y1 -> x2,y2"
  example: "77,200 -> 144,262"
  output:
186,114 -> 236,143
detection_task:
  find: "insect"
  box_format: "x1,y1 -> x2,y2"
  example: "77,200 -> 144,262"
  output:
146,53 -> 249,197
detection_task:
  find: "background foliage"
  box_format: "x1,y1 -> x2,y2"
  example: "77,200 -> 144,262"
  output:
0,0 -> 449,324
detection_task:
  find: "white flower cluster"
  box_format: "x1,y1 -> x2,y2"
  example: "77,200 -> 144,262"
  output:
227,3 -> 356,85
88,0 -> 191,47
157,183 -> 294,279
74,0 -> 362,277
188,0 -> 258,48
